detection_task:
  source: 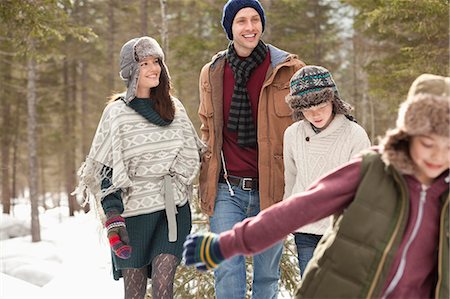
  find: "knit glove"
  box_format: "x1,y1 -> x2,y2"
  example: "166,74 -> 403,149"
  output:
183,233 -> 224,271
105,211 -> 132,259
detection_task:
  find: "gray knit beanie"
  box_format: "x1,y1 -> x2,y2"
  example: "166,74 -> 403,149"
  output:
119,36 -> 167,104
285,65 -> 353,121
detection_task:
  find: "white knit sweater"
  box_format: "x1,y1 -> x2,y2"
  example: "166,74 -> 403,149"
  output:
283,114 -> 371,235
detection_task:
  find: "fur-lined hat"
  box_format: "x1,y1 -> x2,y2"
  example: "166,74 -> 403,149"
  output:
381,74 -> 450,174
285,66 -> 353,121
119,36 -> 168,104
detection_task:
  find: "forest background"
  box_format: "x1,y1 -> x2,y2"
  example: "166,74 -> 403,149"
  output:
0,0 -> 449,297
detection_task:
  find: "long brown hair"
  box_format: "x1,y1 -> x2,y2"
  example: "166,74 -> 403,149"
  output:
108,60 -> 175,121
151,60 -> 174,121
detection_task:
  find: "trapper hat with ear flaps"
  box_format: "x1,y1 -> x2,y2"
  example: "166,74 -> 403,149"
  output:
285,65 -> 353,121
119,36 -> 167,104
381,73 -> 450,174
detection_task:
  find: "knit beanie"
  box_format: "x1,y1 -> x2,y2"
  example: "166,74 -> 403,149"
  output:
119,36 -> 168,104
381,73 -> 450,174
221,0 -> 266,40
285,65 -> 353,121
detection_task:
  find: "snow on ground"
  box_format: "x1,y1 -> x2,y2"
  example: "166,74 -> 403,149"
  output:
0,202 -> 122,298
1,200 -> 294,298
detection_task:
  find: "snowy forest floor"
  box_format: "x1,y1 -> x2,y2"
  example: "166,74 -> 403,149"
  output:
1,202 -> 122,298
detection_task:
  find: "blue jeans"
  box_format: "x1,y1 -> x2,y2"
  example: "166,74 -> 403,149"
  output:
210,183 -> 282,299
294,232 -> 322,277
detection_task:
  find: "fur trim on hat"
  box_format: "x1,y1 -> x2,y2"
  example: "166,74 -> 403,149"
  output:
381,75 -> 450,175
380,129 -> 415,174
118,36 -> 168,104
285,88 -> 353,121
133,37 -> 165,62
399,93 -> 449,137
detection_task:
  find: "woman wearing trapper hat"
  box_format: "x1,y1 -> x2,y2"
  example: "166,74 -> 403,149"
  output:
283,65 -> 370,278
183,73 -> 450,298
75,36 -> 205,299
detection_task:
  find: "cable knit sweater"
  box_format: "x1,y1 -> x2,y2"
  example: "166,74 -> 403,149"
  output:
283,114 -> 370,235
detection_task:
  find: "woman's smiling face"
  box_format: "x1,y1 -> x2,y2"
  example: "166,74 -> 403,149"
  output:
136,56 -> 161,97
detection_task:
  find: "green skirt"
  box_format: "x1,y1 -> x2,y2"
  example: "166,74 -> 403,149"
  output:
111,202 -> 192,280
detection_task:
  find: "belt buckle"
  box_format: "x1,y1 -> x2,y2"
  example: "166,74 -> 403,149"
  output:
242,178 -> 252,191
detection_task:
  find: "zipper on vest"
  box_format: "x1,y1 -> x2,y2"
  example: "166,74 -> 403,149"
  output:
434,197 -> 448,298
381,186 -> 427,299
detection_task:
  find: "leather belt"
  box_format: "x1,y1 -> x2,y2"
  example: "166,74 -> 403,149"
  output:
219,175 -> 258,191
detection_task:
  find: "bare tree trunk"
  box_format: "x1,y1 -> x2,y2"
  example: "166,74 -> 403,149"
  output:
1,41 -> 12,214
73,0 -> 90,213
63,58 -> 79,216
40,159 -> 47,210
108,0 -> 116,92
27,40 -> 41,242
351,34 -> 360,119
141,0 -> 148,35
70,61 -> 81,214
1,103 -> 11,214
64,59 -> 80,216
159,0 -> 169,58
63,59 -> 70,213
312,2 -> 323,63
80,60 -> 90,213
57,154 -> 63,207
351,28 -> 375,141
369,96 -> 376,142
80,61 -> 88,156
261,0 -> 272,39
11,109 -> 20,201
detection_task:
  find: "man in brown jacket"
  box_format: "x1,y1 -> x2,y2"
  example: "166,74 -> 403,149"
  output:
197,0 -> 305,298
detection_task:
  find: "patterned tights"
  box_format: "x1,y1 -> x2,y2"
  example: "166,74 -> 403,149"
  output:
122,253 -> 179,299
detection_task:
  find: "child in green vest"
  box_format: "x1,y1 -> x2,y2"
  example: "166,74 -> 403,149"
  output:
183,73 -> 450,299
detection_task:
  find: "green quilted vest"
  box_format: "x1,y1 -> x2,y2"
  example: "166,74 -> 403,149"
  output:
294,150 -> 449,299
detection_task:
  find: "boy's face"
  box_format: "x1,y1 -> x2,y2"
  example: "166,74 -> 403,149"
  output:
410,134 -> 450,186
231,7 -> 263,57
302,100 -> 334,129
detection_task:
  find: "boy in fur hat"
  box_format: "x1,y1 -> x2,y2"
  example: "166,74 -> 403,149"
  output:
283,65 -> 370,278
184,73 -> 450,299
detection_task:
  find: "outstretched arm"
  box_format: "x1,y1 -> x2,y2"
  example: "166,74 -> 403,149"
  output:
184,158 -> 362,270
219,158 -> 361,259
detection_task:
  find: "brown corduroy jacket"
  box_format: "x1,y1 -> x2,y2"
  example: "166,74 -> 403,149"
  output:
197,45 -> 305,215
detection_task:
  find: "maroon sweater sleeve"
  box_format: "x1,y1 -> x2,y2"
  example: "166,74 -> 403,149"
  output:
219,157 -> 363,259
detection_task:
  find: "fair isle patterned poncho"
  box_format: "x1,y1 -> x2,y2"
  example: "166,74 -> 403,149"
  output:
75,97 -> 205,241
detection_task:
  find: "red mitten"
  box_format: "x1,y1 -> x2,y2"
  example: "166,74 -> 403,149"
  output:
105,212 -> 132,259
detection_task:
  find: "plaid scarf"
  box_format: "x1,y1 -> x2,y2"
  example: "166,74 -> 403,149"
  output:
226,40 -> 268,148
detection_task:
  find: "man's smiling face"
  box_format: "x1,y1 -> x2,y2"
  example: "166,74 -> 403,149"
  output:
231,7 -> 263,57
